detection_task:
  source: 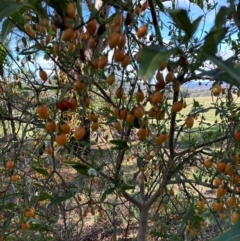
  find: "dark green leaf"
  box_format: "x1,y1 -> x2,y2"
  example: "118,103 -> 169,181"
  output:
33,192 -> 52,202
205,54 -> 240,86
211,218 -> 240,241
1,18 -> 14,41
138,45 -> 175,80
22,37 -> 27,48
2,203 -> 17,210
118,184 -> 133,192
110,140 -> 129,150
2,215 -> 12,233
64,162 -> 90,177
191,15 -> 203,37
237,2 -> 240,17
32,165 -> 49,176
25,0 -> 46,18
168,9 -> 192,39
0,2 -> 24,22
48,193 -> 73,208
101,186 -> 116,202
155,0 -> 165,11
215,6 -> 232,30
76,0 -> 82,19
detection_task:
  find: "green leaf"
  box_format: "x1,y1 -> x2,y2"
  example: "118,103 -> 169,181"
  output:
33,192 -> 52,202
215,6 -> 232,30
1,18 -> 14,42
2,215 -> 12,233
48,193 -> 73,208
118,184 -> 133,192
191,15 -> 203,37
64,162 -> 90,177
211,219 -> 240,241
0,2 -> 24,22
76,0 -> 82,19
205,54 -> 240,86
168,9 -> 192,39
32,165 -> 49,177
155,0 -> 165,11
101,186 -> 116,202
138,45 -> 175,80
25,0 -> 46,18
110,140 -> 129,150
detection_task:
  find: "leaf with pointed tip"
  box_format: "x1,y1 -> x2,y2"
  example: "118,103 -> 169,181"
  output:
205,54 -> 240,86
138,45 -> 175,81
168,9 -> 192,39
0,2 -> 24,22
210,219 -> 240,241
1,18 -> 14,42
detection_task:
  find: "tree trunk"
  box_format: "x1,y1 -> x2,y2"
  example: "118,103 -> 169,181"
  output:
137,205 -> 149,241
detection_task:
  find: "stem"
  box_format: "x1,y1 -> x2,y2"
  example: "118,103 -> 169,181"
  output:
137,205 -> 149,241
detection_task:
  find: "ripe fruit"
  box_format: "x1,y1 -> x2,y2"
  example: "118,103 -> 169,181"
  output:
113,13 -> 122,27
216,161 -> 226,172
137,127 -> 148,140
60,122 -> 71,134
212,201 -> 222,212
24,207 -> 35,218
214,177 -> 222,186
46,119 -> 57,132
114,121 -> 122,132
107,74 -> 115,85
91,122 -> 99,132
151,92 -> 164,105
204,159 -> 212,168
118,33 -> 126,49
126,112 -> 135,124
135,5 -> 141,15
75,126 -> 86,140
88,112 -> 97,122
115,87 -> 124,99
36,104 -> 48,119
141,1 -> 148,11
46,146 -> 53,155
87,19 -> 97,36
89,37 -> 95,48
66,2 -> 75,18
158,132 -> 168,143
197,200 -> 205,212
114,49 -> 124,62
217,185 -> 227,198
137,25 -> 148,38
55,133 -> 67,145
228,196 -> 237,209
135,89 -> 144,102
185,116 -> 194,129
234,130 -> 240,142
171,101 -> 183,113
212,84 -> 222,96
57,99 -> 71,112
225,162 -> 234,176
133,106 -> 144,119
231,211 -> 239,224
159,60 -> 168,71
6,160 -> 14,169
11,175 -> 20,182
73,80 -> 84,91
98,55 -> 108,69
108,32 -> 121,49
121,55 -> 131,68
165,72 -> 174,83
155,80 -> 166,91
68,42 -> 75,53
22,222 -> 30,230
61,28 -> 75,42
39,68 -> 48,81
84,96 -> 91,108
119,109 -> 128,120
69,96 -> 78,111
